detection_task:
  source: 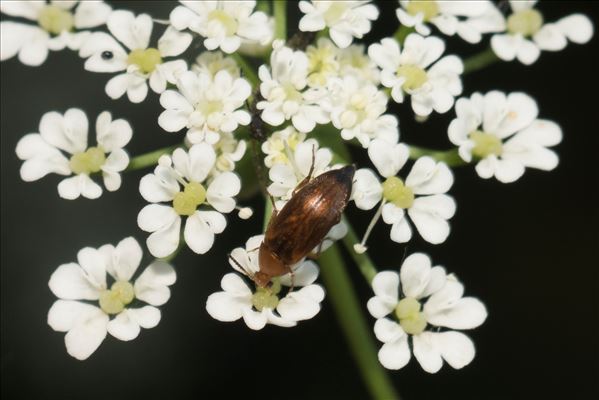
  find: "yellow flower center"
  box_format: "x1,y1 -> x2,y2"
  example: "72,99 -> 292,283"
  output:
38,5 -> 74,35
307,45 -> 338,87
323,3 -> 348,25
69,147 -> 106,175
382,177 -> 415,209
208,9 -> 238,36
99,281 -> 135,315
470,130 -> 503,158
395,297 -> 427,335
507,9 -> 544,37
396,65 -> 428,91
251,279 -> 282,311
127,48 -> 162,74
198,100 -> 224,116
172,182 -> 206,216
405,1 -> 439,21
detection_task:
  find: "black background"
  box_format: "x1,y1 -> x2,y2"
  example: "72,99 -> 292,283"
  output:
1,1 -> 598,399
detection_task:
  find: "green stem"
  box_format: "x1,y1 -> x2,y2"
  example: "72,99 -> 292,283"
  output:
126,144 -> 180,171
230,53 -> 259,87
393,25 -> 414,44
274,0 -> 287,40
341,216 -> 379,283
408,145 -> 466,167
319,245 -> 399,400
463,47 -> 499,74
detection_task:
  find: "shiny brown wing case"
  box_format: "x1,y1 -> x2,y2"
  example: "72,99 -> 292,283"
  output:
263,166 -> 355,265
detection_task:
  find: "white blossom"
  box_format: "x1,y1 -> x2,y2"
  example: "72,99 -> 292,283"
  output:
337,42 -> 380,85
368,253 -> 487,372
448,91 -> 562,183
323,75 -> 399,147
257,41 -> 329,133
159,70 -> 251,145
267,138 -> 332,202
137,143 -> 241,258
261,126 -> 307,168
0,0 -> 111,66
298,1 -> 379,48
47,237 -> 176,360
169,0 -> 271,54
16,108 -> 131,200
79,10 -> 192,103
211,131 -> 247,175
352,139 -> 455,246
368,34 -> 463,117
491,1 -> 593,65
396,0 -> 505,43
192,50 -> 240,78
206,235 -> 325,330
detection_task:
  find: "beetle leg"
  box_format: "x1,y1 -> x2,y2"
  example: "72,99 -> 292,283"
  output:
307,240 -> 324,259
269,194 -> 279,217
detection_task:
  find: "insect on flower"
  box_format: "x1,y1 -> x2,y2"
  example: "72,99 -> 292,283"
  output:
232,164 -> 356,287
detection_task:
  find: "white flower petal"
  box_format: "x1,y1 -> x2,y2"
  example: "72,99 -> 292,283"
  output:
400,253 -> 433,299
48,300 -> 96,332
242,308 -> 268,330
556,14 -> 594,44
107,310 -> 141,341
378,334 -> 411,370
368,140 -> 409,178
58,174 -> 102,200
126,306 -> 161,329
63,306 -> 109,360
134,260 -> 177,306
432,331 -> 476,370
408,195 -> 456,244
206,172 -> 241,213
184,211 -> 226,254
374,318 -> 405,343
48,263 -> 101,301
107,10 -> 152,51
406,157 -> 454,195
40,109 -> 88,154
74,0 -> 112,29
105,237 -> 142,282
413,331 -> 443,373
425,297 -> 488,330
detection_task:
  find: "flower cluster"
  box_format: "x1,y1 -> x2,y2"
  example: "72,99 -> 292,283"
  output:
48,237 -> 176,360
2,0 -> 593,383
16,108 -> 131,200
206,235 -> 325,330
368,253 -> 486,372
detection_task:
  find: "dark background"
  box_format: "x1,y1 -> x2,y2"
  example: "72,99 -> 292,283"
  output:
1,1 -> 598,399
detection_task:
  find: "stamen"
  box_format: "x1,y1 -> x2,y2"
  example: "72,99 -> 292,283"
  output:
354,200 -> 385,254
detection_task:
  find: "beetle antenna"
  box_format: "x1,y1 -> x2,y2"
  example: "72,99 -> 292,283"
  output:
228,254 -> 255,280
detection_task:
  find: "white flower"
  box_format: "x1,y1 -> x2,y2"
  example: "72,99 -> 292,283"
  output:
491,1 -> 594,65
47,237 -> 176,360
267,139 -> 333,202
212,131 -> 247,174
352,139 -> 455,246
368,253 -> 487,372
338,43 -> 380,85
261,126 -> 307,168
169,0 -> 271,54
396,0 -> 505,44
16,108 -> 131,200
137,143 -> 241,258
0,0 -> 111,66
159,70 -> 251,144
206,235 -> 326,330
368,34 -> 463,117
448,91 -> 562,183
306,37 -> 340,88
257,42 -> 329,133
192,50 -> 240,78
299,1 -> 379,48
323,75 -> 399,147
79,10 -> 192,103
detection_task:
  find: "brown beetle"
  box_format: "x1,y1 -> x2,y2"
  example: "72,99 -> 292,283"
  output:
249,165 -> 355,287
